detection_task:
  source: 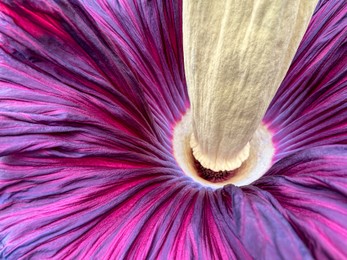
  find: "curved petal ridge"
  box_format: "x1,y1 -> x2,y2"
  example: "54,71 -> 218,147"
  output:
255,146 -> 347,259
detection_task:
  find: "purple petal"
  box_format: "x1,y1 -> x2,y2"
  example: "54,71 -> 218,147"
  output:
0,1 -> 188,258
254,146 -> 347,259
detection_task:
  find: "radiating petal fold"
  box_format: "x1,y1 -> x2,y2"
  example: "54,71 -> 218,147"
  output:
255,146 -> 347,259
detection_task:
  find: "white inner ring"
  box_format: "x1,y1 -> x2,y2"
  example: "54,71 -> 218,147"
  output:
173,110 -> 275,189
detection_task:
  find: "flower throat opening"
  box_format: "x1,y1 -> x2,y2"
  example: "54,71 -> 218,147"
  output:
173,110 -> 275,189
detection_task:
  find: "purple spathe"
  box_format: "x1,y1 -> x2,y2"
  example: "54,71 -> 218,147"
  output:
0,0 -> 346,259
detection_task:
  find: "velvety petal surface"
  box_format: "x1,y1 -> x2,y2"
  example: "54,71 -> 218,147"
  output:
0,0 -> 346,259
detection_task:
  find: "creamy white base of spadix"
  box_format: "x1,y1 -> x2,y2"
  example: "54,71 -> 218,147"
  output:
173,110 -> 274,188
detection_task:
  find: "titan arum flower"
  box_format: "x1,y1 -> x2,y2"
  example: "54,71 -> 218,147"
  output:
0,0 -> 346,259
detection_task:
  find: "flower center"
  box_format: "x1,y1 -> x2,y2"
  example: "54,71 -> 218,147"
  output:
173,110 -> 274,188
194,157 -> 236,183
194,156 -> 237,183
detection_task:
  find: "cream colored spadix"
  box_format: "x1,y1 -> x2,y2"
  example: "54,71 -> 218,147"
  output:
183,0 -> 318,172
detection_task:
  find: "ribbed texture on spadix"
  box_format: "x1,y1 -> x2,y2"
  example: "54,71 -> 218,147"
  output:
183,0 -> 318,171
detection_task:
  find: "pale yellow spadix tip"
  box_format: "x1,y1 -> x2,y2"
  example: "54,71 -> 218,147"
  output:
183,0 -> 318,172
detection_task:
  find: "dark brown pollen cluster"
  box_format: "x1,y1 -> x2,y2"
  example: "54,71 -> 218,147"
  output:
193,157 -> 236,183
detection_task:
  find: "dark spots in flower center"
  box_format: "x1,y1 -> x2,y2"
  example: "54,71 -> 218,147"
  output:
193,157 -> 236,183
